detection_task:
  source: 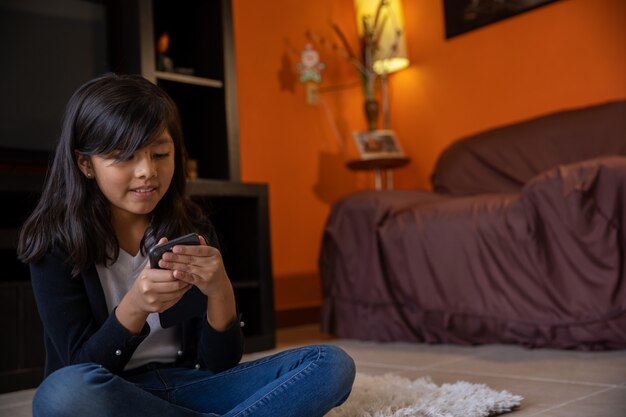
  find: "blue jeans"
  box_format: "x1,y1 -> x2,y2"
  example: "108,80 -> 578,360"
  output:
33,345 -> 355,417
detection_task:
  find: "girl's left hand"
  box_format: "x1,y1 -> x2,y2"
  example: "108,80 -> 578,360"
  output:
158,235 -> 231,299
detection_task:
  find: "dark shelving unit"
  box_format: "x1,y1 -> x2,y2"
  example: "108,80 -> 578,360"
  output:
0,0 -> 275,393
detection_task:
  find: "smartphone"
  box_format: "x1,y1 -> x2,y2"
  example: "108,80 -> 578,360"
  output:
148,233 -> 201,269
148,233 -> 207,328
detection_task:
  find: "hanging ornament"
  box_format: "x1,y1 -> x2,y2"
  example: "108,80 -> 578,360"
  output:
297,43 -> 325,105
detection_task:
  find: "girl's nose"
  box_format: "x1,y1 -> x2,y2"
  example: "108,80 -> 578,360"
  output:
135,153 -> 157,178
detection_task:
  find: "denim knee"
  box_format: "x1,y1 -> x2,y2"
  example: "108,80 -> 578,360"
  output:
33,363 -> 112,417
319,345 -> 356,403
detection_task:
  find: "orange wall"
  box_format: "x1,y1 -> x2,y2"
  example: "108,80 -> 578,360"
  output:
231,0 -> 626,311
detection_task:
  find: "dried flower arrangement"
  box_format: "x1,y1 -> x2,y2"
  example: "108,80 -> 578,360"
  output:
306,0 -> 405,129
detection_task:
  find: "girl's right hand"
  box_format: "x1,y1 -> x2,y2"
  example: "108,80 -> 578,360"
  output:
115,238 -> 192,334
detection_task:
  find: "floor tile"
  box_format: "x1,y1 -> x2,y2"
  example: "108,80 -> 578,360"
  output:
0,389 -> 35,407
400,369 -> 612,416
430,344 -> 626,385
352,364 -> 404,376
535,386 -> 626,417
0,389 -> 35,417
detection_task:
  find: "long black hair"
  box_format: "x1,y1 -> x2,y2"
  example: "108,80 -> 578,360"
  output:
18,73 -> 206,275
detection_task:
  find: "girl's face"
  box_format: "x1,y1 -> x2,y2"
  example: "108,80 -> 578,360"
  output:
78,130 -> 176,223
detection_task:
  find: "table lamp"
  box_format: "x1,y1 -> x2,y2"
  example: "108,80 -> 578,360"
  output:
354,0 -> 409,128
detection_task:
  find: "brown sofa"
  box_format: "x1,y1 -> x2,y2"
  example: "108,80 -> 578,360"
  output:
320,100 -> 626,350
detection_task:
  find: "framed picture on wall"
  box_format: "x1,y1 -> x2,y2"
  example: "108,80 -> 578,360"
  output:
352,130 -> 405,160
443,0 -> 559,39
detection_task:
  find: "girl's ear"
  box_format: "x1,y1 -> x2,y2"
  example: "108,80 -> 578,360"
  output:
75,152 -> 93,178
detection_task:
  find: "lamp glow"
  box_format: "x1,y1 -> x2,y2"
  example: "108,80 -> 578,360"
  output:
354,0 -> 409,75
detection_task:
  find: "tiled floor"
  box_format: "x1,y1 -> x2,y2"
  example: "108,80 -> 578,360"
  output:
1,324 -> 625,416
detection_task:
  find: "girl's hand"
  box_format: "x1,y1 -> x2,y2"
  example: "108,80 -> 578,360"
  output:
116,238 -> 192,334
158,235 -> 230,298
159,235 -> 237,330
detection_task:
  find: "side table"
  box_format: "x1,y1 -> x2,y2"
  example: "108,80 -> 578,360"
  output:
346,157 -> 410,190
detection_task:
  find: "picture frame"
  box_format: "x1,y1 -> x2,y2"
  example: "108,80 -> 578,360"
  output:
352,129 -> 405,160
443,0 -> 558,39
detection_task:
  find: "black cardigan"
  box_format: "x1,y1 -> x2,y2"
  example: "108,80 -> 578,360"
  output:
30,246 -> 244,379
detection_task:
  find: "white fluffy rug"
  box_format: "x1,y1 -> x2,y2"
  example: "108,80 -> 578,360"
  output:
327,373 -> 523,417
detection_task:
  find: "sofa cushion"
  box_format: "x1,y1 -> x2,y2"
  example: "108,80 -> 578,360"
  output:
431,100 -> 626,196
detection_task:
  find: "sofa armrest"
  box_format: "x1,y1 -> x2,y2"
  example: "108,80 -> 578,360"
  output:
522,156 -> 626,236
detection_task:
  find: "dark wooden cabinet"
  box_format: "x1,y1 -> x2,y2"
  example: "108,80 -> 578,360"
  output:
188,180 -> 275,353
0,173 -> 46,393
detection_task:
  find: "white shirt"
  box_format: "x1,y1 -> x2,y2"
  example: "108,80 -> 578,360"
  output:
96,249 -> 180,370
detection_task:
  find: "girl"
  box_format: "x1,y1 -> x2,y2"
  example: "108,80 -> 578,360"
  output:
18,73 -> 355,417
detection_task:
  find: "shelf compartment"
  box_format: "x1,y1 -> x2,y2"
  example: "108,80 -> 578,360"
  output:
152,0 -> 225,81
0,281 -> 44,393
190,193 -> 264,285
157,79 -> 230,180
0,230 -> 19,251
0,249 -> 30,283
0,190 -> 43,229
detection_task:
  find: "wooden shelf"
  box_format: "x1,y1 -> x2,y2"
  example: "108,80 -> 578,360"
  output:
346,157 -> 411,171
155,71 -> 223,88
232,281 -> 260,290
188,179 -> 268,197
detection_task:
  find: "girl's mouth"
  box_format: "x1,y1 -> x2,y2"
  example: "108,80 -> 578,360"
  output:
131,187 -> 157,197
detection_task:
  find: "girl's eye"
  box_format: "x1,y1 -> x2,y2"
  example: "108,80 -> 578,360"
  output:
153,152 -> 170,159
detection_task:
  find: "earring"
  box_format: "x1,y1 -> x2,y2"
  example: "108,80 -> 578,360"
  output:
86,172 -> 92,178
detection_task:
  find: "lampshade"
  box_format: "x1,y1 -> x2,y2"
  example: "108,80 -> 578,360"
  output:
354,0 -> 409,74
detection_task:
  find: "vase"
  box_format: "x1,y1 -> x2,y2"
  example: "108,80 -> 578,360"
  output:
363,99 -> 379,131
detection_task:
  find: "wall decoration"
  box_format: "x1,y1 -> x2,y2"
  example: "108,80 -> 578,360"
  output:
443,0 -> 558,39
296,43 -> 325,105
